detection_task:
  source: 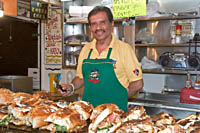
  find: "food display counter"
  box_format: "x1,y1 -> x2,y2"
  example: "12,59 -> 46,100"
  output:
0,90 -> 200,133
128,92 -> 200,119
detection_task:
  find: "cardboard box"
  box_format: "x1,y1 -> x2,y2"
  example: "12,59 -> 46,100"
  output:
180,88 -> 200,104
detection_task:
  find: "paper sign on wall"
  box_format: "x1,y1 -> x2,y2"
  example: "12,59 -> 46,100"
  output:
112,0 -> 146,19
45,8 -> 62,65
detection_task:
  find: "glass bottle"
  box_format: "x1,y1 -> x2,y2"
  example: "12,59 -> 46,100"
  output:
194,74 -> 200,89
185,72 -> 192,89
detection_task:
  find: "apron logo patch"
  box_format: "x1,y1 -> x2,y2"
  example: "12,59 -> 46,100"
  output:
88,69 -> 100,84
133,69 -> 139,76
112,59 -> 116,69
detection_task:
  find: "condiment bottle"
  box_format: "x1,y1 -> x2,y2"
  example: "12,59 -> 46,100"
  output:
185,72 -> 192,89
175,24 -> 182,43
194,74 -> 200,89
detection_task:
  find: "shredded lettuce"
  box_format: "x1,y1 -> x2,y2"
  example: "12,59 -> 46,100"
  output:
0,114 -> 14,126
139,130 -> 145,133
54,124 -> 68,132
97,125 -> 113,131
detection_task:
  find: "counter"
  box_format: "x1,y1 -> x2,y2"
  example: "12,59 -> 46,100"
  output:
128,92 -> 200,119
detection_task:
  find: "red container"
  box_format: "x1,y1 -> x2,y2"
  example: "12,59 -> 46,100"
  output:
176,25 -> 182,35
180,88 -> 200,104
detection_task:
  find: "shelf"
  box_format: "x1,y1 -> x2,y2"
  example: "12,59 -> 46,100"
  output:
62,65 -> 77,69
65,18 -> 123,24
65,21 -> 88,24
64,15 -> 200,24
65,43 -> 84,47
136,15 -> 200,21
143,69 -> 200,75
135,43 -> 200,47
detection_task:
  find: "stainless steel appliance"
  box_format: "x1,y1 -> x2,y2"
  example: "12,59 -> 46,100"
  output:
159,52 -> 189,68
0,75 -> 33,93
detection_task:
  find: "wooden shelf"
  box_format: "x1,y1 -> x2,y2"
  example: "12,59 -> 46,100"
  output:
65,18 -> 123,24
136,15 -> 200,21
62,65 -> 77,69
65,43 -> 84,47
143,69 -> 200,75
135,43 -> 200,47
64,16 -> 200,24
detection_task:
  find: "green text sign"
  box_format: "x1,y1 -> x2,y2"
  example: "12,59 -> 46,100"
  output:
113,0 -> 146,19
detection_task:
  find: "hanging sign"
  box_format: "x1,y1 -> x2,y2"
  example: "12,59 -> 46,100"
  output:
30,0 -> 48,20
112,0 -> 146,19
45,8 -> 62,65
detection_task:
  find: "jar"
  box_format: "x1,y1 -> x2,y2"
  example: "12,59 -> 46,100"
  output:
175,24 -> 182,43
175,35 -> 181,43
176,24 -> 182,35
171,34 -> 176,44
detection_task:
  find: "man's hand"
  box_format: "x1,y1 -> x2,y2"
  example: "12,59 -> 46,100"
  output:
58,83 -> 74,96
59,76 -> 84,96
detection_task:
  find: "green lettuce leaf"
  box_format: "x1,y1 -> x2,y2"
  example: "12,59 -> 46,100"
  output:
54,124 -> 68,132
97,125 -> 113,131
0,114 -> 14,126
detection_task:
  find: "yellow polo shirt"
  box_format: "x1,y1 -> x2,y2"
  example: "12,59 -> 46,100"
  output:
76,34 -> 143,91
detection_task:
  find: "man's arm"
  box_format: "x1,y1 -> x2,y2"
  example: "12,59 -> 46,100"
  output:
60,76 -> 84,96
128,79 -> 144,98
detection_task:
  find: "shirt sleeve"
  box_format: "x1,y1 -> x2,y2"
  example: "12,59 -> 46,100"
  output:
76,45 -> 90,79
76,47 -> 85,79
122,44 -> 143,82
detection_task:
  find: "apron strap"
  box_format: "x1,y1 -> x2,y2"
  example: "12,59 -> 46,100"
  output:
106,48 -> 112,59
88,48 -> 112,59
87,49 -> 93,59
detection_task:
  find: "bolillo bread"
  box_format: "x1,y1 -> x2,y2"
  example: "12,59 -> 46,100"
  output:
44,107 -> 87,132
28,105 -> 56,128
88,103 -> 124,133
68,100 -> 93,120
0,88 -> 14,105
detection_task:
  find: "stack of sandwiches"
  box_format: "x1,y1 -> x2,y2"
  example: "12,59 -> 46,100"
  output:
0,88 -> 93,133
0,88 -> 200,133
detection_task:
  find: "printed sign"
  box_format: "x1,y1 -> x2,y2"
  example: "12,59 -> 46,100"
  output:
112,0 -> 146,19
30,0 -> 48,20
45,8 -> 62,65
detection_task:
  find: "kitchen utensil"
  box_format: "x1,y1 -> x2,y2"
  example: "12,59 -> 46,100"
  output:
53,75 -> 66,92
188,39 -> 200,68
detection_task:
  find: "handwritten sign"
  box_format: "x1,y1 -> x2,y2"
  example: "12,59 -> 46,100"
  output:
45,8 -> 62,65
112,0 -> 146,19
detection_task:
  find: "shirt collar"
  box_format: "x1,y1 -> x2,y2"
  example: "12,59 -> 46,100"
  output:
90,33 -> 116,50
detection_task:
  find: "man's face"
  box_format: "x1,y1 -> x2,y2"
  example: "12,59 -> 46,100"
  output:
89,11 -> 114,41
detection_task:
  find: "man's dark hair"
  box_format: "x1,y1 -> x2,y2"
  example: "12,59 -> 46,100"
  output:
88,6 -> 113,25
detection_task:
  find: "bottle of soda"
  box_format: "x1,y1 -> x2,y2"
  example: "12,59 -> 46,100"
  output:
194,74 -> 200,89
185,72 -> 192,89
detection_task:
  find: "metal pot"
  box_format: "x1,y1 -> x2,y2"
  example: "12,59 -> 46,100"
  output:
64,24 -> 85,37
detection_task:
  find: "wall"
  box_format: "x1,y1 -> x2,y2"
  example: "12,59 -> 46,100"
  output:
2,0 -> 17,16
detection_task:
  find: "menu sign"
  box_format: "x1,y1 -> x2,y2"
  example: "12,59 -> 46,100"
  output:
112,0 -> 146,19
45,8 -> 62,65
30,0 -> 48,20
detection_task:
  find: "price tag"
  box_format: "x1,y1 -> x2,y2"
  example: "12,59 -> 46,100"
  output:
112,0 -> 146,19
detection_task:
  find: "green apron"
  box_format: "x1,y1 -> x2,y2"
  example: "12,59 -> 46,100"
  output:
82,48 -> 128,111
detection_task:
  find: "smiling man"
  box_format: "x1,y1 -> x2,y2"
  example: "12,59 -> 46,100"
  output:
60,6 -> 143,111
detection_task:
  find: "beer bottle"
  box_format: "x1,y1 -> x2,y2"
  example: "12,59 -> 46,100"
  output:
185,72 -> 192,89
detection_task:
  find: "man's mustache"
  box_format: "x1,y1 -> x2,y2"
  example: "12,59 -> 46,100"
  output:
95,29 -> 105,34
